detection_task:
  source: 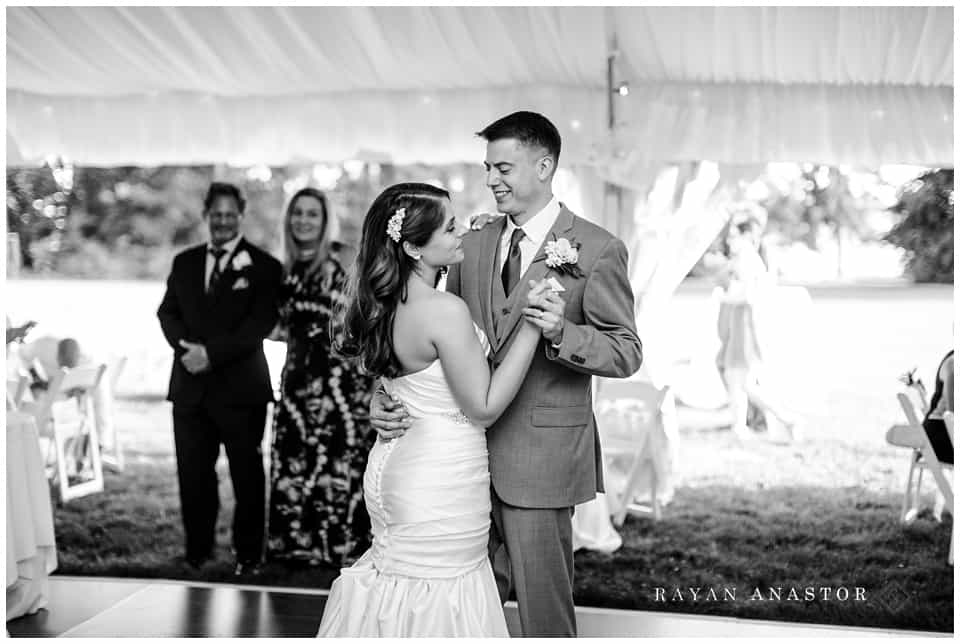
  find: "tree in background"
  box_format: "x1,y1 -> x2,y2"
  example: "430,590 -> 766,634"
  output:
7,158 -> 72,272
6,162 -> 493,280
883,168 -> 953,284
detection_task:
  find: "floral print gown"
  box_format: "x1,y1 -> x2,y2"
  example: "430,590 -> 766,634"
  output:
267,257 -> 376,566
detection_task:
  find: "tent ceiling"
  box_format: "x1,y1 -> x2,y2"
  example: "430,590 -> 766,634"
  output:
6,6 -> 954,167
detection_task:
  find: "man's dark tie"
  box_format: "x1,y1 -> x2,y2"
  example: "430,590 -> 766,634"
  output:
207,247 -> 227,294
501,227 -> 525,296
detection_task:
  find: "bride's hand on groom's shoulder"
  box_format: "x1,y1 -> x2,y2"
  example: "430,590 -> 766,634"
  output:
370,388 -> 411,441
469,212 -> 501,230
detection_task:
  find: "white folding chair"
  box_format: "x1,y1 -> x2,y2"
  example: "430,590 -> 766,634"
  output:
99,355 -> 127,472
889,386 -> 940,523
595,378 -> 671,525
30,364 -> 108,503
897,393 -> 954,565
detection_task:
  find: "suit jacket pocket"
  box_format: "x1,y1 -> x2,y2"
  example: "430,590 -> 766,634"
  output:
531,404 -> 591,428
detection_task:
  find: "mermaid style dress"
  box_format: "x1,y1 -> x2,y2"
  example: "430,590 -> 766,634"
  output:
317,325 -> 508,637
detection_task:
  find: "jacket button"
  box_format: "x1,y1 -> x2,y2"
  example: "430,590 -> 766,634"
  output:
502,308 -> 510,315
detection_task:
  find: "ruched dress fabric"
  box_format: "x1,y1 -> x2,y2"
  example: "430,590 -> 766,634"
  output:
317,325 -> 508,637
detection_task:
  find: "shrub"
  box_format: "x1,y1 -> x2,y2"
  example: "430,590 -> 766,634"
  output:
884,169 -> 954,284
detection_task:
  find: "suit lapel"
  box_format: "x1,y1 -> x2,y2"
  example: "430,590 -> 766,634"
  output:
186,246 -> 208,305
477,218 -> 505,345
495,206 -> 576,348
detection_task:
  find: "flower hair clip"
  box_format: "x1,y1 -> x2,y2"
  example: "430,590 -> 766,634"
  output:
387,207 -> 406,242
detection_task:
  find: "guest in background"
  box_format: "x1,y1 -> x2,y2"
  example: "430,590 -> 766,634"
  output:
157,181 -> 283,576
711,203 -> 798,441
267,187 -> 376,568
922,349 -> 954,465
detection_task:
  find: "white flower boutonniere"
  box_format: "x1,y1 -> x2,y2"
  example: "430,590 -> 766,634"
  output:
231,250 -> 253,271
543,235 -> 584,278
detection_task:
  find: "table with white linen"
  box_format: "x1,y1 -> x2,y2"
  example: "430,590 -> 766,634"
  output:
6,410 -> 58,621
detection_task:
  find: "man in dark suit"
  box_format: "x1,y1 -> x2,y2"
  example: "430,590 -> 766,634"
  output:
157,182 -> 283,576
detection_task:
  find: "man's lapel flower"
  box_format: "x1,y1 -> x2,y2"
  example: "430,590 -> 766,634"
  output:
543,234 -> 584,277
231,250 -> 253,271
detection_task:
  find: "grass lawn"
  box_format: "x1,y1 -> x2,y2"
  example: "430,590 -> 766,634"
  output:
14,280 -> 954,633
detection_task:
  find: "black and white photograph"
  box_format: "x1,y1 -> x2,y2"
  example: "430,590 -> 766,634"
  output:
4,4 -> 954,638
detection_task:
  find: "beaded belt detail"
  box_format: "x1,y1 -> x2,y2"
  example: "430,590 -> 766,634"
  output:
442,410 -> 472,425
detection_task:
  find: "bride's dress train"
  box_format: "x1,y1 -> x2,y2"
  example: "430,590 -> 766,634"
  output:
317,325 -> 508,637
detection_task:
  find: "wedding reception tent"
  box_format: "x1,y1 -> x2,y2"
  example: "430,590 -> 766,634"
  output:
5,5 -> 955,638
7,5 -> 953,170
8,5 -> 953,314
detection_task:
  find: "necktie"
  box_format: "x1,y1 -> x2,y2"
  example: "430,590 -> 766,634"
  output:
501,227 -> 525,296
208,247 -> 227,294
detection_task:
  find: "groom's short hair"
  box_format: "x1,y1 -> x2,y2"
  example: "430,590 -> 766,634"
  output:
477,111 -> 561,166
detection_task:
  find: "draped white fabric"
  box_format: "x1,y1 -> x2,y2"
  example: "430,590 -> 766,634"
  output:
6,6 -> 953,167
6,412 -> 58,621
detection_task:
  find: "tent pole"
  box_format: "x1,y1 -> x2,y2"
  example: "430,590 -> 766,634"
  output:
604,19 -> 622,238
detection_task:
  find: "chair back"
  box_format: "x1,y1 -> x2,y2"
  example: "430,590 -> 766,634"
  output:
58,364 -> 106,395
32,364 -> 108,503
898,392 -> 953,490
595,378 -> 668,444
107,355 -> 127,392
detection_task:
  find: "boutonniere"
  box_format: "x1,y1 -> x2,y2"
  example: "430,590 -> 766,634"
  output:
231,250 -> 252,271
543,234 -> 584,278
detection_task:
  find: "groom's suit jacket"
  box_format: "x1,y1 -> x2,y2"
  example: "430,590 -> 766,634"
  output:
157,238 -> 283,408
446,205 -> 643,508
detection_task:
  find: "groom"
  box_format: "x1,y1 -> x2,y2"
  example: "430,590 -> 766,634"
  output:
157,182 -> 283,576
372,111 -> 643,636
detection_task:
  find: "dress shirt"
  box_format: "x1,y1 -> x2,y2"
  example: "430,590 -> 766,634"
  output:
497,196 -> 561,276
205,234 -> 243,290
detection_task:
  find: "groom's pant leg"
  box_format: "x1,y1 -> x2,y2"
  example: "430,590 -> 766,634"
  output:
489,491 -> 513,602
213,404 -> 267,563
172,405 -> 221,561
497,496 -> 576,637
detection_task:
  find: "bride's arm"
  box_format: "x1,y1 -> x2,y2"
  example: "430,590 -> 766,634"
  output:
433,296 -> 540,428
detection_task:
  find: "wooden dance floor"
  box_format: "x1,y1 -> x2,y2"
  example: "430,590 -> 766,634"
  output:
6,576 -> 948,637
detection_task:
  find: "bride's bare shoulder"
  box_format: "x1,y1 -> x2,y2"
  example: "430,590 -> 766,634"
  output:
417,290 -> 471,329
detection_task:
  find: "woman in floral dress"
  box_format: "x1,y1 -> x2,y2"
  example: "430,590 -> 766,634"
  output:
267,187 -> 376,567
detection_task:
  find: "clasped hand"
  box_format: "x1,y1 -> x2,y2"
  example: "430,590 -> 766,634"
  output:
521,278 -> 566,344
179,339 -> 211,374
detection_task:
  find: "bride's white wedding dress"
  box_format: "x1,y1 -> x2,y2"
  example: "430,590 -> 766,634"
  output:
317,325 -> 508,637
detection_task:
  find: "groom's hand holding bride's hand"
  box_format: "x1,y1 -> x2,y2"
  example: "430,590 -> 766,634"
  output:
370,388 -> 412,441
521,279 -> 566,344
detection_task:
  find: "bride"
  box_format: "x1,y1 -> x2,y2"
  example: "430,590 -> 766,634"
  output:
317,182 -> 544,637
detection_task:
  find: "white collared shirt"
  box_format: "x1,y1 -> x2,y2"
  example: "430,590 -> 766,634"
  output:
497,196 -> 561,276
205,234 -> 243,290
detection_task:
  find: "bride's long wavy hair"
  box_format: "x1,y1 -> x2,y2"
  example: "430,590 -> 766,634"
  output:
335,182 -> 451,379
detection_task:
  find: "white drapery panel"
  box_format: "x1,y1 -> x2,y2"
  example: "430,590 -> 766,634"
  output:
6,6 -> 953,167
6,87 -> 603,167
590,82 -> 954,183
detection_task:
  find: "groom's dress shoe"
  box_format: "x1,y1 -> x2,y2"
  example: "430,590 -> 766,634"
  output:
184,555 -> 211,570
234,560 -> 262,577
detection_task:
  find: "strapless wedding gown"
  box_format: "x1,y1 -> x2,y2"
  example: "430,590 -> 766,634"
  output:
317,325 -> 508,637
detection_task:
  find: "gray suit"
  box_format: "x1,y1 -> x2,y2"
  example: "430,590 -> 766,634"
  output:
446,205 -> 642,636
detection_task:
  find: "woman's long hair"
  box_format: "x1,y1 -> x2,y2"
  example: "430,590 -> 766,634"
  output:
282,187 -> 341,277
335,182 -> 450,379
